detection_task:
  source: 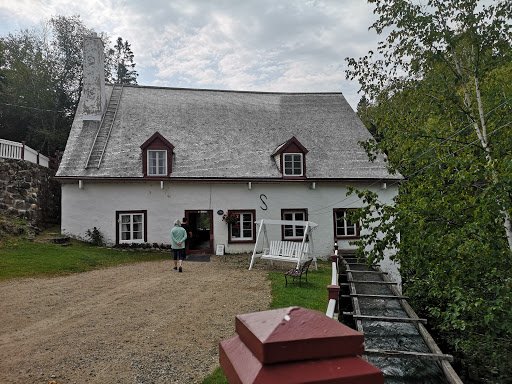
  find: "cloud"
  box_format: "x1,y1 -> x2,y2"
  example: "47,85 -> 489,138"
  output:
0,0 -> 380,108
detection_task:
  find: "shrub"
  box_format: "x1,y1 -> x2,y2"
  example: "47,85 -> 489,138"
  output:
85,227 -> 104,246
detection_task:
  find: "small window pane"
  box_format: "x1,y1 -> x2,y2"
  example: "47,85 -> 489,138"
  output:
231,225 -> 240,238
283,154 -> 302,176
148,150 -> 167,175
335,210 -> 358,238
230,211 -> 254,241
119,212 -> 145,244
282,210 -> 307,239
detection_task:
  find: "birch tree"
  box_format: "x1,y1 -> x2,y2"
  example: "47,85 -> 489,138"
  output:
347,1 -> 512,381
347,0 -> 512,250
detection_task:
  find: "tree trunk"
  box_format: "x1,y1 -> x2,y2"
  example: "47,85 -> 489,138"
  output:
473,73 -> 512,251
453,51 -> 512,252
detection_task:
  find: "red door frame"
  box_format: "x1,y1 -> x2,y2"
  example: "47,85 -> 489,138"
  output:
184,210 -> 214,254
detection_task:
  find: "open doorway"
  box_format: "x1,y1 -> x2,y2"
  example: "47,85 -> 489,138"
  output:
185,210 -> 213,254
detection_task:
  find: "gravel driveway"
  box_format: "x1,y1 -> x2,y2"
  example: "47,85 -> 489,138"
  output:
0,256 -> 270,383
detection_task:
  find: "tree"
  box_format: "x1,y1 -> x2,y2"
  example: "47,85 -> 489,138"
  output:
108,37 -> 138,84
0,29 -> 58,152
0,16 -> 138,155
0,40 -> 6,90
346,1 -> 512,382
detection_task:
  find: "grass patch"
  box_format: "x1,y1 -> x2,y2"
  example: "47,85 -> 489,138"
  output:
0,236 -> 170,281
202,367 -> 227,384
268,261 -> 332,311
202,261 -> 332,383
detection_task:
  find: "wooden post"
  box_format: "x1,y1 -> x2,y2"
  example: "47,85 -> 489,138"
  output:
220,306 -> 383,383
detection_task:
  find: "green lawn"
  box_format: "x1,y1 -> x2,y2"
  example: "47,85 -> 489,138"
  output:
202,261 -> 332,383
0,237 -> 170,281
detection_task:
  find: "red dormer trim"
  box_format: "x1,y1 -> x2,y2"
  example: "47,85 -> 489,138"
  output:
140,132 -> 175,177
273,136 -> 309,156
273,136 -> 308,179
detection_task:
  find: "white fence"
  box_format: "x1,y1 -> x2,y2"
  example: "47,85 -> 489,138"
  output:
0,139 -> 49,167
326,248 -> 339,319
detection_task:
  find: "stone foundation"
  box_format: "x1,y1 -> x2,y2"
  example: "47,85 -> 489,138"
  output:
0,158 -> 60,227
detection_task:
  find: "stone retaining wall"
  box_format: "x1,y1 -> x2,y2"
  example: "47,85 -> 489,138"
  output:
0,158 -> 60,226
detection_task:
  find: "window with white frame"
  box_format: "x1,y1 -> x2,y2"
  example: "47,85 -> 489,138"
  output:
283,153 -> 303,176
147,150 -> 167,176
229,210 -> 255,243
118,212 -> 146,243
282,209 -> 307,240
334,209 -> 359,239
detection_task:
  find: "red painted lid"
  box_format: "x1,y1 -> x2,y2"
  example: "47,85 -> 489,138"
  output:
220,334 -> 383,384
235,307 -> 364,364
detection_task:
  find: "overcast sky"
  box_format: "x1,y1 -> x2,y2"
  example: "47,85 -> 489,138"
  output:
0,0 -> 381,109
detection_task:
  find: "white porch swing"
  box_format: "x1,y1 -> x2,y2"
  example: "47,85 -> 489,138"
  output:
248,219 -> 318,270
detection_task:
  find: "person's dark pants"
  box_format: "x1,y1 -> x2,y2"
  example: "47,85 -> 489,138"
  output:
173,248 -> 186,260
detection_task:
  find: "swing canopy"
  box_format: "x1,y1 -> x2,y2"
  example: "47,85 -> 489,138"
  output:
248,219 -> 318,270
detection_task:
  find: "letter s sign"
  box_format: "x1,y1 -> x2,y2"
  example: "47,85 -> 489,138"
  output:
259,194 -> 268,211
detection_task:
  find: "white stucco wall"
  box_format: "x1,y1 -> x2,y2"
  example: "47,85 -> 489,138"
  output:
61,180 -> 400,282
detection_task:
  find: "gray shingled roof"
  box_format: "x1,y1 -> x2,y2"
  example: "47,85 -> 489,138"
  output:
57,85 -> 398,180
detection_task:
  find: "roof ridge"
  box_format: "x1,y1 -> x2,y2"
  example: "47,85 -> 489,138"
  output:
105,83 -> 343,96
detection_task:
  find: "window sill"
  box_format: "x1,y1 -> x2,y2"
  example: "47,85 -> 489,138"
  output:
335,236 -> 360,240
228,239 -> 256,244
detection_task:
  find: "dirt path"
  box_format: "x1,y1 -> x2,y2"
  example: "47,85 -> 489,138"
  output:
0,256 -> 270,383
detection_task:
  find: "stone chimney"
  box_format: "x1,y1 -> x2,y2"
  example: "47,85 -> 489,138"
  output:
82,33 -> 106,121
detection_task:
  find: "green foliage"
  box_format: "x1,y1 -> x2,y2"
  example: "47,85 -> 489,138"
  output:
347,1 -> 512,382
0,16 -> 138,155
85,226 -> 105,246
107,37 -> 138,84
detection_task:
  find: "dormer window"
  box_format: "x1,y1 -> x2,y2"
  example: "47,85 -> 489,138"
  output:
140,132 -> 174,177
283,153 -> 303,176
272,136 -> 308,179
148,150 -> 167,176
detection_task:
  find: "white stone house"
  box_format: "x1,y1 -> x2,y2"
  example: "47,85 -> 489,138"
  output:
56,35 -> 400,277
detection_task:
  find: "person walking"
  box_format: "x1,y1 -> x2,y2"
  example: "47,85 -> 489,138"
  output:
171,219 -> 187,272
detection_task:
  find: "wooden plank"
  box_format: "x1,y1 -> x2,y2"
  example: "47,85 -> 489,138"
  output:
364,349 -> 454,362
341,293 -> 409,299
340,260 -> 365,336
347,280 -> 398,285
344,262 -> 377,267
342,313 -> 427,324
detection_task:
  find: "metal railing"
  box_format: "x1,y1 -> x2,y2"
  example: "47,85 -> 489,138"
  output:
0,139 -> 49,167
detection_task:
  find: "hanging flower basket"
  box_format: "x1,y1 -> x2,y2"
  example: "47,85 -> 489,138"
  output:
222,213 -> 239,225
